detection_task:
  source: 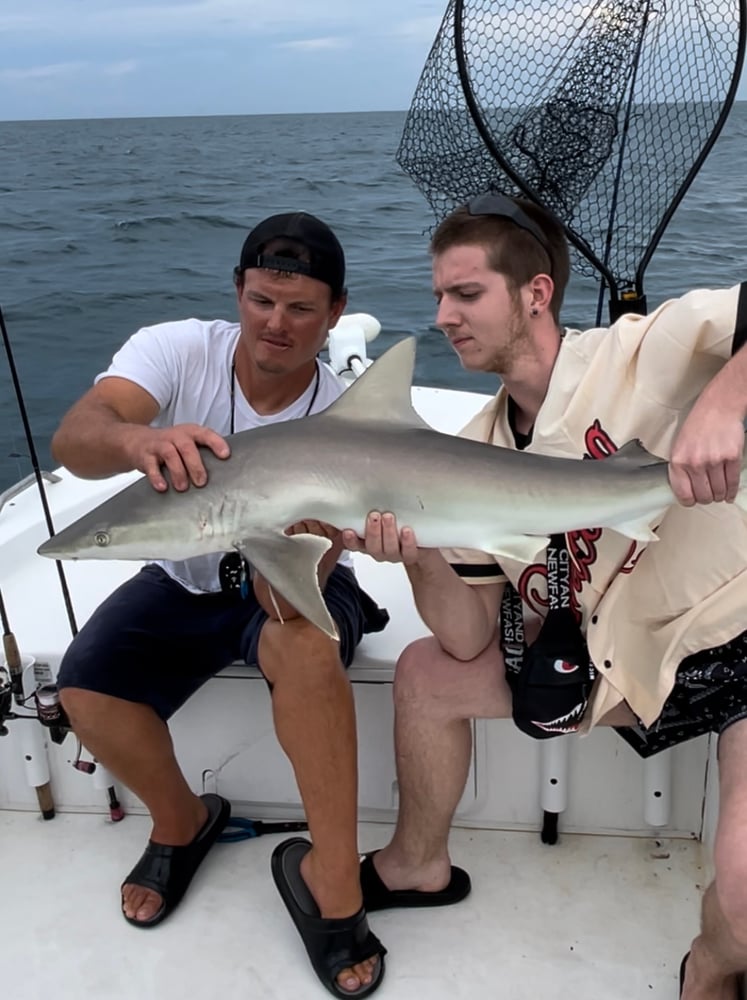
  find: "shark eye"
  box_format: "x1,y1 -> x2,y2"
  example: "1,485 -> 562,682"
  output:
94,531 -> 110,547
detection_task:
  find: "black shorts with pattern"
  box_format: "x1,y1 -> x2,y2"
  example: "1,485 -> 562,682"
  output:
615,628 -> 747,758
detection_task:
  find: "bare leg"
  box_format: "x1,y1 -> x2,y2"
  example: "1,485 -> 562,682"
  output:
374,635 -> 637,892
373,634 -> 512,891
60,688 -> 207,921
681,719 -> 747,1000
259,618 -> 379,994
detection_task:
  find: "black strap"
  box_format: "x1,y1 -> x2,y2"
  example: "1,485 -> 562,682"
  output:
501,531 -> 566,669
545,535 -> 568,613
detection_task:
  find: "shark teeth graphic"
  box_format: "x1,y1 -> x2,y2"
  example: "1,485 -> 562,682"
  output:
531,701 -> 587,735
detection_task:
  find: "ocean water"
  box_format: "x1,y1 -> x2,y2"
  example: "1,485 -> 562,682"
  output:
2,107 -> 747,490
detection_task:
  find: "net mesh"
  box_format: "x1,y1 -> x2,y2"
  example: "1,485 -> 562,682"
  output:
396,0 -> 744,293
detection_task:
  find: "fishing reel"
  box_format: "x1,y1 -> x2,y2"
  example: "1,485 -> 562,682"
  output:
0,663 -> 70,743
33,683 -> 71,744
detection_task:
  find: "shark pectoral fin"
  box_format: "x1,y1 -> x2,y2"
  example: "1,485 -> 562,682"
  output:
488,535 -> 549,565
236,533 -> 339,641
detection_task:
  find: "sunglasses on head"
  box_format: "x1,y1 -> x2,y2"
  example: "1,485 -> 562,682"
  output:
467,192 -> 553,262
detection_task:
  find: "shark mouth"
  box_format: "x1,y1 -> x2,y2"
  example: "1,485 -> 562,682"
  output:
531,700 -> 587,735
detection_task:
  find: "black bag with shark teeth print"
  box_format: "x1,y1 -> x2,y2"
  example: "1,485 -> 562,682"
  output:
501,536 -> 597,740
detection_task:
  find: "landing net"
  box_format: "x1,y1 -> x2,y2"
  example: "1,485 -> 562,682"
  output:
396,1 -> 745,312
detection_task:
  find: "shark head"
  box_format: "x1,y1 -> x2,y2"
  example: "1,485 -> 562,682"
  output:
37,501 -> 186,560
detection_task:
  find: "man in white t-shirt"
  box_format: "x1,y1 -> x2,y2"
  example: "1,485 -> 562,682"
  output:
53,212 -> 388,997
343,194 -> 747,1000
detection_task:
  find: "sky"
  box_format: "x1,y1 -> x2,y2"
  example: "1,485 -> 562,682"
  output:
0,0 -> 446,121
1,0 -> 746,122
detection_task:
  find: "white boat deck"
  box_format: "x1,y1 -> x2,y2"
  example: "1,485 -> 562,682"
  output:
4,808 -> 701,999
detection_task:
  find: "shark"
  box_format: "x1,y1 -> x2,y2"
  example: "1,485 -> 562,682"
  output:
37,337 -> 747,639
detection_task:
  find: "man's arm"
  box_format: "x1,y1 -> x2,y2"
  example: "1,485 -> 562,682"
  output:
343,512 -> 503,661
669,342 -> 747,506
51,377 -> 230,492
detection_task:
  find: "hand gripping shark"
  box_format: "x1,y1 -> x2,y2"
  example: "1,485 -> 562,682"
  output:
38,337 -> 747,638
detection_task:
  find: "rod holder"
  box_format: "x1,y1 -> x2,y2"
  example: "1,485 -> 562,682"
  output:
19,720 -> 55,820
539,738 -> 570,844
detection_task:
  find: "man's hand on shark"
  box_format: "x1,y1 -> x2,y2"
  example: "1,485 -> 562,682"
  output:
128,424 -> 231,493
342,511 -> 422,566
668,397 -> 745,507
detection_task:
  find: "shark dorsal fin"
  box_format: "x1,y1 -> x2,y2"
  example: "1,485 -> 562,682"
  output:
322,337 -> 431,428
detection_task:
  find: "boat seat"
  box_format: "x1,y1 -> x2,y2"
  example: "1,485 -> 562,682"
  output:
216,552 -> 676,832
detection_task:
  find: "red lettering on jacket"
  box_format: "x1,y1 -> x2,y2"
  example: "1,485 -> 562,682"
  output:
584,420 -> 617,460
516,421 -> 621,621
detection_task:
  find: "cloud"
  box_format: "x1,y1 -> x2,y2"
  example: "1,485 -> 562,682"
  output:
277,37 -> 349,52
0,62 -> 85,81
0,1 -> 362,41
0,59 -> 138,83
2,0 -> 742,120
0,0 -> 448,43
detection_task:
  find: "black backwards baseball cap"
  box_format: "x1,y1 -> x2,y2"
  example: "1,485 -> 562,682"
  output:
236,211 -> 346,298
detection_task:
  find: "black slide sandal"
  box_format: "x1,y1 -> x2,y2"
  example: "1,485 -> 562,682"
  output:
360,849 -> 471,912
272,837 -> 387,998
121,792 -> 231,928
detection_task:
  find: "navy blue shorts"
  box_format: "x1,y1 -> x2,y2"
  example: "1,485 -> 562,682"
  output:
57,563 -> 387,720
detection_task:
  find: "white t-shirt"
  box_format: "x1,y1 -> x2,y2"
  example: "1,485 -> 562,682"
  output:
96,317 -> 351,592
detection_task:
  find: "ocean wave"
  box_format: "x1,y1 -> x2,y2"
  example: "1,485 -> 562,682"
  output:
114,212 -> 245,231
2,107 -> 747,490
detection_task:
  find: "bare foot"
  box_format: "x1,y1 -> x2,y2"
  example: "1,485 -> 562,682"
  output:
121,797 -> 209,923
371,845 -> 452,893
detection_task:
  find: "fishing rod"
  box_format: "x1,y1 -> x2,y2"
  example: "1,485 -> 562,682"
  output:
0,305 -> 78,633
0,303 -> 123,821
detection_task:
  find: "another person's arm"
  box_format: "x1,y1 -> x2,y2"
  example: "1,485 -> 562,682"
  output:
343,512 -> 503,661
51,377 -> 229,492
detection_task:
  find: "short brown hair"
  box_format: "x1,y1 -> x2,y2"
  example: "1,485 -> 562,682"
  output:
430,197 -> 570,322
